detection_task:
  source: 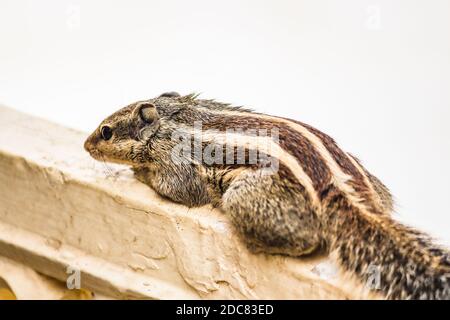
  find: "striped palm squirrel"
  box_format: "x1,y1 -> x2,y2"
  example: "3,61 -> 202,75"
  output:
84,92 -> 450,299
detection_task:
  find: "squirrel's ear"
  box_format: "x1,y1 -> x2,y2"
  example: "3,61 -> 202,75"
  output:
159,91 -> 180,98
137,103 -> 159,124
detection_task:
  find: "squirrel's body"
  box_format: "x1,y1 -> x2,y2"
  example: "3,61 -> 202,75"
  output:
85,92 -> 449,299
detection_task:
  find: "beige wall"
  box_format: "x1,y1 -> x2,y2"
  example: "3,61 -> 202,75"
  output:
0,0 -> 449,244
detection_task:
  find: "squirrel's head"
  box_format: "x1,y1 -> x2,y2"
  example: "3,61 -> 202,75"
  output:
84,91 -> 195,165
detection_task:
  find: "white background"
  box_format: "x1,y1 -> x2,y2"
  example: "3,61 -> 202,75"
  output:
1,0 -> 449,244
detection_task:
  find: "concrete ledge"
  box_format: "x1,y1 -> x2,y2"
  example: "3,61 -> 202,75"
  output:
0,105 -> 374,299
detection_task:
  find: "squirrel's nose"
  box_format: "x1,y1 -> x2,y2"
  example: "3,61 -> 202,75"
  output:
84,137 -> 92,153
84,131 -> 100,153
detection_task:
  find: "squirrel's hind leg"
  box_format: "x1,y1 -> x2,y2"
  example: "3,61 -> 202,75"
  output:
221,168 -> 323,257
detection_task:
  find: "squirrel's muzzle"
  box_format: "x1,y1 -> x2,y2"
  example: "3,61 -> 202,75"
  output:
84,132 -> 99,156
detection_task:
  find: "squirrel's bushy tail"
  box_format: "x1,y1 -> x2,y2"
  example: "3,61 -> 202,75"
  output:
324,189 -> 450,299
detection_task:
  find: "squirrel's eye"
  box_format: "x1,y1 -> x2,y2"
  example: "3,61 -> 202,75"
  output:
101,126 -> 113,141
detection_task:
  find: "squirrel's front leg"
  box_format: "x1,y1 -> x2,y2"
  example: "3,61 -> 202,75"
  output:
132,164 -> 211,207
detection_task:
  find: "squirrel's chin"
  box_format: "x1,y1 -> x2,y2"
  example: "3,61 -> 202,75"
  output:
88,150 -> 105,162
98,155 -> 134,166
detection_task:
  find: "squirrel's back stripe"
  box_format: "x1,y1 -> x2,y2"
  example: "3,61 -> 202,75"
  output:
292,120 -> 386,213
198,105 -> 384,215
181,125 -> 322,210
